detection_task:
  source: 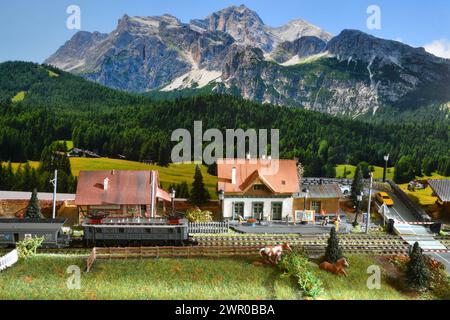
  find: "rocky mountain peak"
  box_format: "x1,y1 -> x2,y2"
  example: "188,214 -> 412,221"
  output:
270,19 -> 333,42
190,4 -> 272,51
45,6 -> 450,118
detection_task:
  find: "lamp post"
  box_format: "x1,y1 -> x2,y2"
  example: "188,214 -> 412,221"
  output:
383,154 -> 390,183
302,188 -> 309,224
217,189 -> 225,220
366,173 -> 373,234
352,192 -> 363,227
170,188 -> 176,216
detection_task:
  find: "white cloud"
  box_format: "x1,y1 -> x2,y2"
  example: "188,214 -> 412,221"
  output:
423,39 -> 450,59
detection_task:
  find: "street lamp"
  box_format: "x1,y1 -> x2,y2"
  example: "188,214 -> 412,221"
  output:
353,192 -> 364,227
217,189 -> 225,219
300,188 -> 309,224
170,188 -> 176,215
383,154 -> 390,183
302,188 -> 310,212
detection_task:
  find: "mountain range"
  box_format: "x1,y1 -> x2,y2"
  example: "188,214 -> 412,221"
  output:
45,4 -> 450,118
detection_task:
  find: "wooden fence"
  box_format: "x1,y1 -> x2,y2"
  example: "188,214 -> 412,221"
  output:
188,221 -> 229,234
0,249 -> 19,272
85,245 -> 260,272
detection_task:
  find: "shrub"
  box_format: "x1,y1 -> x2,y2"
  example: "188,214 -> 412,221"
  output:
279,250 -> 324,299
16,236 -> 44,259
406,242 -> 431,291
185,207 -> 213,223
324,227 -> 343,263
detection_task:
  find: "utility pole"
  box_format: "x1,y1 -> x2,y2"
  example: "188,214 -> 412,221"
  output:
50,169 -> 58,219
383,154 -> 389,183
366,173 -> 373,234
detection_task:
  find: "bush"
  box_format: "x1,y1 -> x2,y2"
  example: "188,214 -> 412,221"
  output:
406,242 -> 431,291
278,249 -> 324,299
324,227 -> 343,264
16,236 -> 44,259
185,207 -> 213,223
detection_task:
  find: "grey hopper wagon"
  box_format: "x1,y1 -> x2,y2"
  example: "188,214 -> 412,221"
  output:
0,218 -> 70,248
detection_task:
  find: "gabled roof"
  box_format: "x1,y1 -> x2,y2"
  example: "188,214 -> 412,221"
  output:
295,183 -> 344,199
75,170 -> 171,206
239,170 -> 276,193
217,158 -> 300,194
428,179 -> 450,202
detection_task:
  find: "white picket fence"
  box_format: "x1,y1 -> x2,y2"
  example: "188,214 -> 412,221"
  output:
0,249 -> 19,272
188,221 -> 230,234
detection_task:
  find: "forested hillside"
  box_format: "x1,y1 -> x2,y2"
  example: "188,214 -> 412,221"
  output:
0,62 -> 449,178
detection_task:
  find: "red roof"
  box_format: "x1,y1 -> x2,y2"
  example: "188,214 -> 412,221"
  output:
75,170 -> 171,206
217,158 -> 300,194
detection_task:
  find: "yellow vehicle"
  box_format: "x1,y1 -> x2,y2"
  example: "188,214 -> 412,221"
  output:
376,192 -> 394,206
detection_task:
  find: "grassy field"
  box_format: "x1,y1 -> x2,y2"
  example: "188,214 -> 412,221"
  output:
11,158 -> 218,198
0,256 -> 297,300
398,173 -> 448,207
55,140 -> 74,150
0,254 -> 441,300
311,255 -> 409,300
336,164 -> 395,180
11,91 -> 26,103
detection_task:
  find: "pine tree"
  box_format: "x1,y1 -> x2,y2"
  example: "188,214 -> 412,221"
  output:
189,165 -> 210,205
406,242 -> 430,291
25,188 -> 43,219
324,227 -> 343,264
351,165 -> 364,203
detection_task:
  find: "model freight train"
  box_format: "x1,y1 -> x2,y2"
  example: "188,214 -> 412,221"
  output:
0,214 -> 190,248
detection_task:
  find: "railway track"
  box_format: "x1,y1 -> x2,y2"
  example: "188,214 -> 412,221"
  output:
192,234 -> 406,246
191,234 -> 411,256
0,234 -> 416,257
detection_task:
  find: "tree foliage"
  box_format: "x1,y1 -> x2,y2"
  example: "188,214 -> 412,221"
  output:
25,188 -> 44,219
185,207 -> 213,223
406,242 -> 431,291
351,165 -> 364,203
189,165 -> 211,205
0,61 -> 449,182
324,227 -> 343,264
16,236 -> 45,259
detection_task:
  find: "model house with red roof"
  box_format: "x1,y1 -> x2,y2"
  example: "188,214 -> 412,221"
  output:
75,170 -> 171,220
217,158 -> 300,221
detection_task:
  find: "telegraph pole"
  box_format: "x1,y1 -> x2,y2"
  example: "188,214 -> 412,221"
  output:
365,173 -> 373,234
50,170 -> 58,219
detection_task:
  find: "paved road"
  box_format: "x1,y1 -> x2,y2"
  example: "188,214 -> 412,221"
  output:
374,189 -> 450,273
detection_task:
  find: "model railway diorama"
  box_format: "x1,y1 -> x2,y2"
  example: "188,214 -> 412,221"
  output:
0,213 -> 190,249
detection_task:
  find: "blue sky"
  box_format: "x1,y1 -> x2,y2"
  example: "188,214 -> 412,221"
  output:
1,0 -> 449,63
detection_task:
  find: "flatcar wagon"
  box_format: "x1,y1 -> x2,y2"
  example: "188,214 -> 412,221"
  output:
83,216 -> 189,246
0,218 -> 70,248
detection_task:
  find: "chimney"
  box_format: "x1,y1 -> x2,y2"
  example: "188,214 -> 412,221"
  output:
104,177 -> 110,191
231,167 -> 237,185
